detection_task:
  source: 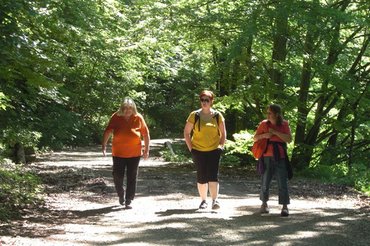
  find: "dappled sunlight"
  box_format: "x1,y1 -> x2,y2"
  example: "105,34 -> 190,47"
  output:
340,216 -> 362,221
37,159 -> 111,168
281,230 -> 321,240
315,221 -> 345,227
2,145 -> 368,246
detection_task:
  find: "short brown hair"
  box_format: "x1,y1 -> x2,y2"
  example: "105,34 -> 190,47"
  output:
199,90 -> 215,100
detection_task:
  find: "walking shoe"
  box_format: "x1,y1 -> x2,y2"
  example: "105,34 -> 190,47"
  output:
212,200 -> 220,210
125,200 -> 132,209
281,208 -> 289,217
119,196 -> 124,206
260,203 -> 269,214
199,200 -> 208,209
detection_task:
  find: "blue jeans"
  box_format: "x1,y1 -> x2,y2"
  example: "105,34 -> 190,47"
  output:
260,157 -> 290,205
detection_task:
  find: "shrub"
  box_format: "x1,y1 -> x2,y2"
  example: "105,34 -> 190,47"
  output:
223,130 -> 255,166
0,162 -> 43,221
160,141 -> 192,163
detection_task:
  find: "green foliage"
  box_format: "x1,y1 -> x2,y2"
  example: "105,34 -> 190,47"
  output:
222,130 -> 255,166
352,164 -> 370,196
0,92 -> 10,110
0,162 -> 43,221
221,154 -> 242,167
225,130 -> 254,156
0,0 -> 368,195
36,104 -> 99,149
2,128 -> 41,149
299,162 -> 370,196
160,142 -> 192,163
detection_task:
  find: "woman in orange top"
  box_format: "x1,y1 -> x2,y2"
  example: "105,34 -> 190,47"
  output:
253,104 -> 292,217
102,97 -> 150,209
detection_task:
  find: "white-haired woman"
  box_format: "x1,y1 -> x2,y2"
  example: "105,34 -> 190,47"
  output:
102,97 -> 150,209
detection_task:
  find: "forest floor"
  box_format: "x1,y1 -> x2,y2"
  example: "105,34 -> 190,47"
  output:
0,139 -> 369,246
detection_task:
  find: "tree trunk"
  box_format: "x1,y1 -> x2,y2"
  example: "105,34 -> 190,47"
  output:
14,143 -> 26,164
293,0 -> 353,170
291,1 -> 319,170
270,1 -> 289,99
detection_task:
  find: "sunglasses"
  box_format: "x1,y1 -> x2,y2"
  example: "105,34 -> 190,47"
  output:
200,98 -> 210,103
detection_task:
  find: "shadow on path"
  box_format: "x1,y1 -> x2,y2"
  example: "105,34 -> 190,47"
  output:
1,144 -> 369,246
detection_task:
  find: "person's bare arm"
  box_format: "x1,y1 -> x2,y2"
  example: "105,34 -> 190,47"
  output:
218,120 -> 226,148
143,133 -> 150,160
102,130 -> 112,156
269,128 -> 292,143
253,132 -> 272,142
184,122 -> 194,152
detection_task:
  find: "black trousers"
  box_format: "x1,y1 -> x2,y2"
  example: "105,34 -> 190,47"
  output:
191,148 -> 222,184
112,156 -> 140,202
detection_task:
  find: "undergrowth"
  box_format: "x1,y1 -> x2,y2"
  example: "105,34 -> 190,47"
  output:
0,161 -> 44,221
160,140 -> 369,196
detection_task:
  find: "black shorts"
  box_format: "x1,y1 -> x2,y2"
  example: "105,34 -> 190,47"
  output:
191,148 -> 222,184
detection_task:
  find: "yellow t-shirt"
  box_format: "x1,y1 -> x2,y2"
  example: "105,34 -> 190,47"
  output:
187,110 -> 224,151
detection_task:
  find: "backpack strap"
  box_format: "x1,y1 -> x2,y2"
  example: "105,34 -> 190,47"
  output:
213,111 -> 220,126
193,110 -> 220,133
194,110 -> 201,132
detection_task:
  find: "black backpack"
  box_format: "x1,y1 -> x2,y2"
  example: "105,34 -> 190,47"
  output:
192,110 -> 220,136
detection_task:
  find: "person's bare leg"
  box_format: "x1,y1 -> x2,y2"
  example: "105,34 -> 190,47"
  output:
208,181 -> 219,200
197,183 -> 208,209
209,181 -> 220,209
198,183 -> 208,200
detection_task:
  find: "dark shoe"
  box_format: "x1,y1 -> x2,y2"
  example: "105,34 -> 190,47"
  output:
199,200 -> 208,209
260,204 -> 269,214
212,200 -> 220,210
125,200 -> 132,209
119,196 -> 124,206
281,208 -> 289,217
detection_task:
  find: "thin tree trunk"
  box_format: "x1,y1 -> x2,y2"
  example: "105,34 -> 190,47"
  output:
270,1 -> 289,99
294,1 -> 350,168
291,0 -> 319,169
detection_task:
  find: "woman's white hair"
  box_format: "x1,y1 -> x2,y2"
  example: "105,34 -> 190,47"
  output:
117,97 -> 137,116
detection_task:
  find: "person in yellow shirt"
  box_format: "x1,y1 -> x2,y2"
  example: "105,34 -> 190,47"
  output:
102,97 -> 150,209
184,90 -> 226,210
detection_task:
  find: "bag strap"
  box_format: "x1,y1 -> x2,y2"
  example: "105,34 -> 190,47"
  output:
214,112 -> 220,126
193,110 -> 220,132
262,139 -> 269,155
194,111 -> 201,131
261,121 -> 271,156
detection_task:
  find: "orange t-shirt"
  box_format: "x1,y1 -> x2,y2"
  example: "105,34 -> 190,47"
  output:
256,120 -> 291,158
104,113 -> 149,158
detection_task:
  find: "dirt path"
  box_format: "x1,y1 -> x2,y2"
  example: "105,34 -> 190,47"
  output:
1,140 -> 369,245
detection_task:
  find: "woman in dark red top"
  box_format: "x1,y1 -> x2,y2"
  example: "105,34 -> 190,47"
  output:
253,104 -> 292,216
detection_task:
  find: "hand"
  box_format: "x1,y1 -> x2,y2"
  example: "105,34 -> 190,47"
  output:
269,128 -> 278,135
263,132 -> 273,139
102,145 -> 106,157
143,151 -> 149,160
187,145 -> 192,152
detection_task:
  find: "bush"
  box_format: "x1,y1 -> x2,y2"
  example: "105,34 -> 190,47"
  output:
0,162 -> 43,221
223,130 -> 255,166
160,141 -> 192,163
299,162 -> 370,195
